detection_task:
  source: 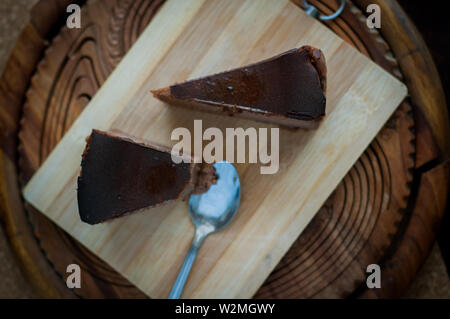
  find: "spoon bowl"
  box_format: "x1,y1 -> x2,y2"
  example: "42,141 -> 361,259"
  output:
189,162 -> 241,230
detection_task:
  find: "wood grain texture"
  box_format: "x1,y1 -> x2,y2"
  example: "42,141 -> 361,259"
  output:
358,0 -> 450,163
0,0 -> 77,298
22,0 -> 406,298
360,161 -> 450,298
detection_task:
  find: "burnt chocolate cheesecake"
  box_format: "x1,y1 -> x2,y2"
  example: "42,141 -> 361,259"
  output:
77,130 -> 216,224
152,46 -> 326,129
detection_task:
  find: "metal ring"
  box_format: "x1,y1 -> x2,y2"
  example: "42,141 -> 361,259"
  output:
302,0 -> 346,21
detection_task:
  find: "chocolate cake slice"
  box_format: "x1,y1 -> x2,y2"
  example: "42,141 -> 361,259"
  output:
152,46 -> 326,129
77,130 -> 216,225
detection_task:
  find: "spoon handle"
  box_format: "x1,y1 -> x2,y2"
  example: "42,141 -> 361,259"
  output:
168,230 -> 206,299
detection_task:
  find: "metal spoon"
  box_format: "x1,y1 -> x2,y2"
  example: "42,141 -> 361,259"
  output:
168,161 -> 241,299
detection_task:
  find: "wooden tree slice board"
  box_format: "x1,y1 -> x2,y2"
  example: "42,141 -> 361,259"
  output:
22,0 -> 407,298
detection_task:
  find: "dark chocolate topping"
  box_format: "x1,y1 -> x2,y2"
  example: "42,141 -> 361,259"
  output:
169,46 -> 326,120
77,130 -> 193,224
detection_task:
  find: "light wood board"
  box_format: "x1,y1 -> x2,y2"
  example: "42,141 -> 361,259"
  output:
23,0 -> 407,298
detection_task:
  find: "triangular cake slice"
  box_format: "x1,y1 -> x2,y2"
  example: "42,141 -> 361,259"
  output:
152,46 -> 326,129
77,130 -> 216,224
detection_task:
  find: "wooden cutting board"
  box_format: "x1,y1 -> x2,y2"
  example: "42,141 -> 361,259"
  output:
23,0 -> 407,298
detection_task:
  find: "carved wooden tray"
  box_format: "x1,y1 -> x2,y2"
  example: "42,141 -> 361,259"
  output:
0,0 -> 448,298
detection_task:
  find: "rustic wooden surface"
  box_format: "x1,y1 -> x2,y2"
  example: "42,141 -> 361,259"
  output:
0,0 -> 448,298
